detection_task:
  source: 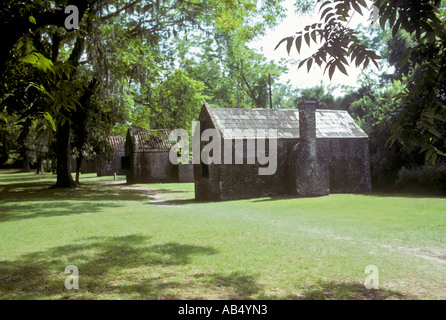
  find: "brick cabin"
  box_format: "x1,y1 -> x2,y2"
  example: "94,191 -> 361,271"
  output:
124,128 -> 194,184
96,136 -> 126,177
194,102 -> 372,201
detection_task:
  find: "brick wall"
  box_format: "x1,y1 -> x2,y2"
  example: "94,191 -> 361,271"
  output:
97,152 -> 126,176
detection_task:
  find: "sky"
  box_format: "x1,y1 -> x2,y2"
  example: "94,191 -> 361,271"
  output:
248,0 -> 378,95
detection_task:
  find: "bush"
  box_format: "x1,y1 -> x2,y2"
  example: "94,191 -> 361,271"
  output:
394,164 -> 446,195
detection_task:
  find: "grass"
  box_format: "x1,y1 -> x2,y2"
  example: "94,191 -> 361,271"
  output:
0,170 -> 445,300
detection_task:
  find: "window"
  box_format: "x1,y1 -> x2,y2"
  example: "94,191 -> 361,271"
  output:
201,163 -> 209,178
121,156 -> 131,170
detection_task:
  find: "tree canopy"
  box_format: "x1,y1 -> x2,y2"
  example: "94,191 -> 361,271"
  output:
276,0 -> 446,162
0,0 -> 291,186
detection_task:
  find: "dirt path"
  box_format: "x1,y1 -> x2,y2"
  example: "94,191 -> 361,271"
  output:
118,184 -> 175,205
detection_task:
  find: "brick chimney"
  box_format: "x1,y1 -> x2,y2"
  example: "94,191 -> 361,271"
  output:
293,100 -> 330,197
299,100 -> 317,142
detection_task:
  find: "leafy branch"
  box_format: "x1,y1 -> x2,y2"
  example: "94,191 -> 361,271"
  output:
275,0 -> 381,79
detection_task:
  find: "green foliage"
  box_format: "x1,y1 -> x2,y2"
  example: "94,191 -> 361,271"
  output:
271,82 -> 300,109
277,0 -> 446,162
350,78 -> 405,132
24,118 -> 52,167
1,32 -> 84,133
20,52 -> 54,72
0,0 -> 293,181
293,0 -> 313,14
133,69 -> 210,132
83,0 -> 290,138
394,164 -> 446,195
296,84 -> 341,109
0,113 -> 52,168
180,36 -> 286,109
0,119 -> 21,166
276,0 -> 381,79
342,72 -> 432,190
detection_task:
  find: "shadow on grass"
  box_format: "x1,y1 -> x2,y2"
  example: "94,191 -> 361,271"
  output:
0,182 -> 148,223
149,199 -> 198,206
146,188 -> 190,194
0,235 -> 415,300
0,234 -> 221,299
117,271 -> 262,300
252,196 -> 298,203
292,282 -> 413,300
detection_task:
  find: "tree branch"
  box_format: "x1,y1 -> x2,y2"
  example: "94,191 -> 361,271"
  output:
0,0 -> 90,76
99,0 -> 142,21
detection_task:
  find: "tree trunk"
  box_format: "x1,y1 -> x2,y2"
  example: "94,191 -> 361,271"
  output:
51,35 -> 86,188
75,152 -> 83,184
21,149 -> 30,172
36,157 -> 44,174
18,118 -> 31,172
54,120 -> 76,188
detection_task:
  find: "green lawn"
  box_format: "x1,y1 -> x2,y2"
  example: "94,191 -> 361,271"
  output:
0,170 -> 445,300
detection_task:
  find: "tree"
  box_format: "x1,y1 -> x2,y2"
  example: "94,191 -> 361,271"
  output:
71,78 -> 98,184
132,69 -> 210,133
2,0 -> 291,187
0,116 -> 22,168
1,1 -> 93,187
277,0 -> 446,162
177,27 -> 286,109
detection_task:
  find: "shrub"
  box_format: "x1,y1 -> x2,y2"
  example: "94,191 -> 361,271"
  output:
394,164 -> 446,195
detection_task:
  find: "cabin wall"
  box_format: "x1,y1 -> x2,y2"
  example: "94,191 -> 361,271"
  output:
97,152 -> 126,176
127,151 -> 177,184
321,138 -> 372,193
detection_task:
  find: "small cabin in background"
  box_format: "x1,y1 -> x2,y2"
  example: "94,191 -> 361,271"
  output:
81,158 -> 97,173
96,136 -> 126,177
70,154 -> 96,174
124,128 -> 194,184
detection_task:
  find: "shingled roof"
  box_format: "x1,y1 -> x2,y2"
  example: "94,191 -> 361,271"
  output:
127,129 -> 172,152
205,105 -> 368,139
107,136 -> 125,153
